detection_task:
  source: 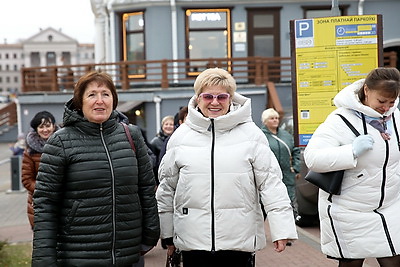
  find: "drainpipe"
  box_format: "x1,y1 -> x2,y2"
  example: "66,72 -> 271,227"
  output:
331,0 -> 340,16
14,98 -> 22,136
358,0 -> 365,15
170,0 -> 179,83
154,96 -> 162,133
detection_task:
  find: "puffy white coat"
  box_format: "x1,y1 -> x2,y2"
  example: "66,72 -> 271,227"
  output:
156,92 -> 298,252
304,79 -> 400,259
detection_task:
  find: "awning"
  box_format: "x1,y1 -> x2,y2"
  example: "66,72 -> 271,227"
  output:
116,101 -> 143,112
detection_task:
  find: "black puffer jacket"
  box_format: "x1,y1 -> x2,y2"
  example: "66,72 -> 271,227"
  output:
32,100 -> 160,266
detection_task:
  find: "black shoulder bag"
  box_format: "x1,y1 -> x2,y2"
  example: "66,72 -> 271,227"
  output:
305,114 -> 366,201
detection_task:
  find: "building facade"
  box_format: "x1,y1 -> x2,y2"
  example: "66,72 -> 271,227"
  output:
91,0 -> 399,67
10,0 -> 400,141
0,27 -> 94,95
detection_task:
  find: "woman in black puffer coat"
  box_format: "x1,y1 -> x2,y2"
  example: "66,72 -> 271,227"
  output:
32,71 -> 160,267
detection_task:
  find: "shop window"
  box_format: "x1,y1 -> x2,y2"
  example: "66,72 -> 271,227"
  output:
122,11 -> 145,78
185,9 -> 231,75
302,5 -> 349,18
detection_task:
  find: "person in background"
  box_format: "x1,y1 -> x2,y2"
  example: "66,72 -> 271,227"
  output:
304,67 -> 400,266
9,132 -> 26,156
31,71 -> 160,266
157,106 -> 188,252
260,108 -> 301,219
150,115 -> 175,184
158,106 -> 189,166
21,111 -> 58,230
156,68 -> 297,267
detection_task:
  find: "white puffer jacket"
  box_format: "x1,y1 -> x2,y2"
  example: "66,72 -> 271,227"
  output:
304,79 -> 400,259
156,92 -> 298,252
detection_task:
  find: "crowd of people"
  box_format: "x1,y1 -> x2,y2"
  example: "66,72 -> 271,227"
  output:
6,66 -> 400,266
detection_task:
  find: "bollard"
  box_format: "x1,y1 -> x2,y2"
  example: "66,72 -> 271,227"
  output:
9,155 -> 23,192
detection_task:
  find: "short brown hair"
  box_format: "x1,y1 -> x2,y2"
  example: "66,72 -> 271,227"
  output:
73,71 -> 118,110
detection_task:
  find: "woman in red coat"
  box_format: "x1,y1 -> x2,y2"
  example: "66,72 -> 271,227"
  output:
21,111 -> 57,229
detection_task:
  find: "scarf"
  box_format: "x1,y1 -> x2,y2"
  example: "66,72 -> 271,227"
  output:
355,111 -> 392,140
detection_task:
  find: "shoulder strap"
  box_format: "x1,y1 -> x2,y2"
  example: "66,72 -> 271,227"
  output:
336,114 -> 360,137
121,123 -> 136,153
391,113 -> 400,151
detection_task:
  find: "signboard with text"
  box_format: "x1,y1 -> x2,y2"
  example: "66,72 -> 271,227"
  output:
290,15 -> 383,146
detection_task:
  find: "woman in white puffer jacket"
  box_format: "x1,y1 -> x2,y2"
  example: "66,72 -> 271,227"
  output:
304,67 -> 400,267
156,68 -> 298,267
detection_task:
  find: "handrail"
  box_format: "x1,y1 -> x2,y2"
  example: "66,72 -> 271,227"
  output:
0,102 -> 17,132
266,81 -> 284,118
20,56 -> 292,93
21,52 -> 397,93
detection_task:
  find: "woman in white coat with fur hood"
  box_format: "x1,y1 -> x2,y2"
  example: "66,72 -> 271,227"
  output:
304,67 -> 400,267
156,68 -> 297,267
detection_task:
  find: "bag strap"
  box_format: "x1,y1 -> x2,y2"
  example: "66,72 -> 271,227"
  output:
336,114 -> 361,137
270,134 -> 295,172
392,114 -> 400,151
121,123 -> 136,153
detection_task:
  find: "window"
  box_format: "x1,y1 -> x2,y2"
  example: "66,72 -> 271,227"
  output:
46,52 -> 56,66
14,76 -> 18,83
14,65 -> 18,71
31,52 -> 40,67
302,5 -> 349,18
122,11 -> 145,77
13,53 -> 17,59
61,52 -> 71,65
185,9 -> 231,75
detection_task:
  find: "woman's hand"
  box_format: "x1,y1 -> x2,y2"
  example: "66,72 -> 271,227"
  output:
167,244 -> 176,256
273,239 -> 289,252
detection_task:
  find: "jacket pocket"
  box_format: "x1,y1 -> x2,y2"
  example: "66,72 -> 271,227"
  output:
341,168 -> 369,190
63,200 -> 81,233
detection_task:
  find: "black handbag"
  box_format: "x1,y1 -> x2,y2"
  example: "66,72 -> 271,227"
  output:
305,114 -> 366,199
304,169 -> 345,195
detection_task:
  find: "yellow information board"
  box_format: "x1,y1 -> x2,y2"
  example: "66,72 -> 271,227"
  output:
290,15 -> 382,146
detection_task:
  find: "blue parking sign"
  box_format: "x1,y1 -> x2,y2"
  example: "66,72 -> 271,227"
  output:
295,19 -> 313,38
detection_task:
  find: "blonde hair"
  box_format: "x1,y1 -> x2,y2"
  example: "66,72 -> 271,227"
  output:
193,68 -> 236,96
261,108 -> 279,124
161,115 -> 174,126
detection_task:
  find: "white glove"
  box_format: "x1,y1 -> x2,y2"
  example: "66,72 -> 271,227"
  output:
352,135 -> 374,158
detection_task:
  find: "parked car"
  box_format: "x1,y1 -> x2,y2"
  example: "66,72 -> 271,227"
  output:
280,115 -> 319,227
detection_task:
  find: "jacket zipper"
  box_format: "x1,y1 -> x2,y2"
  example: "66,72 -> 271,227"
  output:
100,125 -> 117,265
210,119 -> 216,252
374,140 -> 396,256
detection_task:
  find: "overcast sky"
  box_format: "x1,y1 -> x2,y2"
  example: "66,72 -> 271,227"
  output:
0,0 -> 95,44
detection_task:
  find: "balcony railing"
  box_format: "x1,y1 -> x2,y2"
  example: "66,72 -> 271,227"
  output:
21,52 -> 398,93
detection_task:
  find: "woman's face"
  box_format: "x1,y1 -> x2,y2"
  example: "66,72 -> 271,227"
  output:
82,82 -> 114,124
37,121 -> 55,140
162,119 -> 175,135
364,86 -> 397,114
265,116 -> 280,131
197,85 -> 231,118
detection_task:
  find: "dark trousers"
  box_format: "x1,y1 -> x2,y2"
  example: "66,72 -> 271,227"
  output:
181,250 -> 253,267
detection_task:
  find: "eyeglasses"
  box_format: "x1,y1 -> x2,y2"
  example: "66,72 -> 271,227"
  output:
199,93 -> 230,103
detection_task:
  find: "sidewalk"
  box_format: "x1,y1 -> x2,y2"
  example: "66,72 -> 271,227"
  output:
0,142 -> 379,266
